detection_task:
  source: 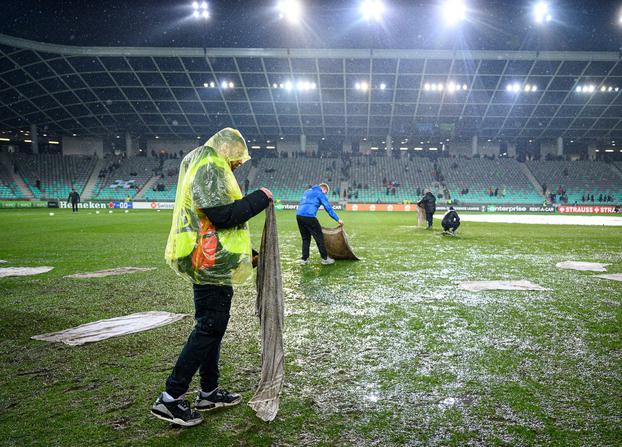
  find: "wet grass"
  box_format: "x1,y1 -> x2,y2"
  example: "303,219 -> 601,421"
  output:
0,208 -> 621,446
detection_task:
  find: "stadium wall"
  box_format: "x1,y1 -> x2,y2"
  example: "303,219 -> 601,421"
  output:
62,136 -> 103,158
146,138 -> 198,156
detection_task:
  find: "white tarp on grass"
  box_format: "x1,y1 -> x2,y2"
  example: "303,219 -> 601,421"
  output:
0,260 -> 7,263
594,273 -> 622,282
556,261 -> 609,272
459,280 -> 548,292
436,214 -> 622,226
0,267 -> 53,278
32,311 -> 189,346
64,267 -> 156,279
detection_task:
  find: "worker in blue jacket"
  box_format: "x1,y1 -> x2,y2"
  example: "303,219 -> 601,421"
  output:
296,183 -> 344,265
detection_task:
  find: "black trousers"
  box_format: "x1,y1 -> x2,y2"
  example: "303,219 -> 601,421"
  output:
71,202 -> 78,212
425,211 -> 434,227
165,284 -> 233,398
442,221 -> 460,231
296,215 -> 327,260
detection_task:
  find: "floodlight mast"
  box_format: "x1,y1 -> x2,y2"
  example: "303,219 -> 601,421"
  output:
191,2 -> 210,60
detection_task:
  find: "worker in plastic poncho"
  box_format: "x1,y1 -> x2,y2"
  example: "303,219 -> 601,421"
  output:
151,128 -> 273,427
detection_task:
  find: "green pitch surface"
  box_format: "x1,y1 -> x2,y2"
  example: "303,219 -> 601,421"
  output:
1,209 -> 621,446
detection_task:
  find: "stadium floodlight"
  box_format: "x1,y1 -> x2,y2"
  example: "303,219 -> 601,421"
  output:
380,82 -> 386,90
355,81 -> 369,91
284,81 -> 293,91
192,1 -> 209,19
442,0 -> 466,25
277,0 -> 303,24
576,86 -> 583,93
531,85 -> 537,91
533,2 -> 552,24
424,83 -> 431,91
360,0 -> 385,22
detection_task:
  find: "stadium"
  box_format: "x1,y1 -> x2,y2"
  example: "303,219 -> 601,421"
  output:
0,0 -> 621,445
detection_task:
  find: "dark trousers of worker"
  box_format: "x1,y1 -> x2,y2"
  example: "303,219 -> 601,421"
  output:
442,221 -> 460,232
165,284 -> 233,398
425,211 -> 434,228
296,215 -> 328,260
71,202 -> 78,212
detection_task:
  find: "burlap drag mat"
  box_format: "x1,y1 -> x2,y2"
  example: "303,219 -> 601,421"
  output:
321,226 -> 359,260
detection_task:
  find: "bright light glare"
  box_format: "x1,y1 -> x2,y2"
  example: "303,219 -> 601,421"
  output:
360,0 -> 385,22
356,81 -> 369,91
278,0 -> 303,24
380,82 -> 386,90
442,0 -> 466,25
192,1 -> 209,19
534,2 -> 552,24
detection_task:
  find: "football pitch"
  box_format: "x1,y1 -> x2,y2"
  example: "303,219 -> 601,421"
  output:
0,209 -> 621,446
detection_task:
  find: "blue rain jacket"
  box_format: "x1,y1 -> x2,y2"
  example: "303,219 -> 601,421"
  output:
296,185 -> 340,222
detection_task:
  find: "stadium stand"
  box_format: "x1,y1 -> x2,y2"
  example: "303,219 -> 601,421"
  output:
348,156 -> 437,203
9,154 -> 96,199
526,161 -> 622,204
252,157 -> 341,202
91,156 -> 158,201
0,161 -> 22,199
439,158 -> 543,204
141,156 -> 252,202
141,158 -> 180,202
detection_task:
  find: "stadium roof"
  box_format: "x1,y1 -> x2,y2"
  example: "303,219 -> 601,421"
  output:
1,33 -> 622,142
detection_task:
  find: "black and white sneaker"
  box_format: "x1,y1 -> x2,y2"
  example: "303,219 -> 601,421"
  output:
151,393 -> 203,427
195,388 -> 242,411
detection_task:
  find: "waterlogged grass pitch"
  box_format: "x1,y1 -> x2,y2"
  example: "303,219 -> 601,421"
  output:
0,209 -> 621,446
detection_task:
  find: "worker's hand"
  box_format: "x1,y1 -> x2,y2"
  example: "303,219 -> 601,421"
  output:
260,187 -> 273,201
338,220 -> 344,227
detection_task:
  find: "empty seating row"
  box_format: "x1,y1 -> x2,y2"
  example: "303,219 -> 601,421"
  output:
526,160 -> 622,204
440,158 -> 543,204
92,156 -> 159,200
9,154 -> 96,199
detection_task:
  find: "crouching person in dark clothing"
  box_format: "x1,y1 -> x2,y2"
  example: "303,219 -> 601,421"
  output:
417,190 -> 436,230
441,206 -> 460,236
153,128 -> 272,427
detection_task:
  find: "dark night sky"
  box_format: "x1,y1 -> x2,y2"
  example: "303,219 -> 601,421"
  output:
0,0 -> 621,51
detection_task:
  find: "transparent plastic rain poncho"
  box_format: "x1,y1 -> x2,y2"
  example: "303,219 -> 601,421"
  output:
165,128 -> 252,286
